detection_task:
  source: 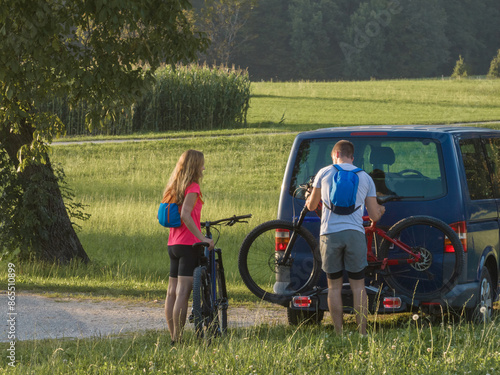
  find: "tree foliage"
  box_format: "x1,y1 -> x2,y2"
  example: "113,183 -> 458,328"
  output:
451,55 -> 469,79
227,0 -> 500,80
190,0 -> 257,65
0,0 -> 208,262
487,49 -> 500,78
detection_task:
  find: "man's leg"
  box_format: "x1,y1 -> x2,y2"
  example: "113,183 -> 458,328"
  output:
349,278 -> 368,335
327,277 -> 344,335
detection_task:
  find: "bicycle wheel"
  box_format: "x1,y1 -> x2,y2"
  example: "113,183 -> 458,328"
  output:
378,216 -> 464,300
215,259 -> 228,335
192,266 -> 213,338
238,220 -> 321,306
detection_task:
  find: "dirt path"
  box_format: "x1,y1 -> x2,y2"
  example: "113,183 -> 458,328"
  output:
0,292 -> 288,342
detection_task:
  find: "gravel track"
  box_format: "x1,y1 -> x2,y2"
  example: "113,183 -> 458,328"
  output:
0,292 -> 287,342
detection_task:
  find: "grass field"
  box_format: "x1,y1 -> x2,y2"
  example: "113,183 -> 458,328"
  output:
1,79 -> 500,373
27,134 -> 294,303
53,79 -> 500,143
4,319 -> 500,374
248,80 -> 500,129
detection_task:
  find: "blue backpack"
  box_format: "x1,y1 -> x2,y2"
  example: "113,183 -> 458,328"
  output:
158,201 -> 182,228
327,164 -> 363,215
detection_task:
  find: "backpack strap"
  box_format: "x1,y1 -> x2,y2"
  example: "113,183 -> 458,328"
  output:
324,164 -> 363,213
323,165 -> 341,211
336,164 -> 362,174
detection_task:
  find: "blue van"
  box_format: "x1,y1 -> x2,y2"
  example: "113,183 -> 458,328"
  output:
276,125 -> 500,323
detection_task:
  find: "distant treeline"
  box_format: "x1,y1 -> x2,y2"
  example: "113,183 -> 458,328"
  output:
43,65 -> 250,136
193,0 -> 500,81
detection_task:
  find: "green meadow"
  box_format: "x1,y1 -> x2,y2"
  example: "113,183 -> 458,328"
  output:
4,320 -> 500,374
34,134 -> 293,303
1,80 -> 500,374
248,79 -> 500,129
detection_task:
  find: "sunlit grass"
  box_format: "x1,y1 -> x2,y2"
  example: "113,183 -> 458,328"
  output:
248,79 -> 500,129
52,79 -> 500,143
3,134 -> 294,301
2,314 -> 499,374
1,80 -> 499,373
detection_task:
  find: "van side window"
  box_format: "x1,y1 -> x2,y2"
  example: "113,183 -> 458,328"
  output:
459,139 -> 494,200
484,137 -> 500,198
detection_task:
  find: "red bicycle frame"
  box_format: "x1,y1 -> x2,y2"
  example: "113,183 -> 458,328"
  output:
363,215 -> 422,270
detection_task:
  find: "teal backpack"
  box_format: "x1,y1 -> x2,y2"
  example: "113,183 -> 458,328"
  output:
158,201 -> 181,228
326,164 -> 363,215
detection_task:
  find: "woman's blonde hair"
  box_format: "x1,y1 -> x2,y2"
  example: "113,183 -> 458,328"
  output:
162,150 -> 205,205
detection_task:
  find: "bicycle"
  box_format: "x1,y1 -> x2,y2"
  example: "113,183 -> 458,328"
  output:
191,214 -> 251,339
238,181 -> 465,306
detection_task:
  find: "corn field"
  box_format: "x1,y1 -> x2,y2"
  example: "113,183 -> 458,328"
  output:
41,64 -> 251,136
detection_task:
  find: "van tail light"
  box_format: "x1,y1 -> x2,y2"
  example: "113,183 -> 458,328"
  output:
292,296 -> 312,308
383,297 -> 402,309
445,221 -> 467,253
275,229 -> 290,251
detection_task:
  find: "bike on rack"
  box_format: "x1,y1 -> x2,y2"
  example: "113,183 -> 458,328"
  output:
191,214 -> 251,339
238,181 -> 465,306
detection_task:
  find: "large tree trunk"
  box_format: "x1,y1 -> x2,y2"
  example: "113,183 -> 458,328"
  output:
1,122 -> 89,263
21,162 -> 90,263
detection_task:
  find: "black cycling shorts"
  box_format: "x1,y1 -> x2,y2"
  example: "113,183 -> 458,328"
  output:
168,244 -> 201,278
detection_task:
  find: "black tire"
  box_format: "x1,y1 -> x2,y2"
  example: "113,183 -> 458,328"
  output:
215,260 -> 228,335
192,266 -> 212,338
466,267 -> 494,324
238,220 -> 321,306
287,307 -> 324,325
378,216 -> 464,300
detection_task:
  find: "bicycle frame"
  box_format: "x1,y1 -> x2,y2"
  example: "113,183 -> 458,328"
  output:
201,223 -> 226,314
363,215 -> 423,269
193,214 -> 250,336
279,205 -> 423,271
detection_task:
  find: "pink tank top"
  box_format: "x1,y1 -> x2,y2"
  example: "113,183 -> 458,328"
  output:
167,182 -> 204,246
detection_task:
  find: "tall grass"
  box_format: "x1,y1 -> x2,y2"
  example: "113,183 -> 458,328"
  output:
133,64 -> 251,132
2,316 -> 499,374
40,64 -> 251,136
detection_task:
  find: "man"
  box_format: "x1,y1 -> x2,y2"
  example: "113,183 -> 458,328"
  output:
306,140 -> 385,335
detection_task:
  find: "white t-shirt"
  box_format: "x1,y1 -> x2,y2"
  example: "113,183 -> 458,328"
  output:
313,163 -> 376,235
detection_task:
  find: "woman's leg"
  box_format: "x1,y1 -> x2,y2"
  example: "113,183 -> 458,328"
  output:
171,275 -> 194,342
165,276 -> 178,341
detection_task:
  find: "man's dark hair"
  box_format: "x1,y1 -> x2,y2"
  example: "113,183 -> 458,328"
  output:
332,140 -> 354,159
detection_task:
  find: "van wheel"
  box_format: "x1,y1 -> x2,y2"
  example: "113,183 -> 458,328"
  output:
287,307 -> 324,325
467,267 -> 494,324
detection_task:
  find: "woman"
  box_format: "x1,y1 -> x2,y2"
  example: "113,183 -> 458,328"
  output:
163,149 -> 214,345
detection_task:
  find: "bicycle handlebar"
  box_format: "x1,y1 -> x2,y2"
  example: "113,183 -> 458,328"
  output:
376,194 -> 424,205
201,214 -> 252,228
376,194 -> 400,205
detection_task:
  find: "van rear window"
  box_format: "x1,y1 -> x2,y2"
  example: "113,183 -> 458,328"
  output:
290,137 -> 446,200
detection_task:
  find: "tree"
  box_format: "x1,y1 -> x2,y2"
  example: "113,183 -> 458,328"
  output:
288,0 -> 334,79
230,0 -> 294,80
487,49 -> 500,78
342,0 -> 449,80
451,55 -> 469,79
192,0 -> 257,65
442,0 -> 500,75
0,0 -> 208,262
